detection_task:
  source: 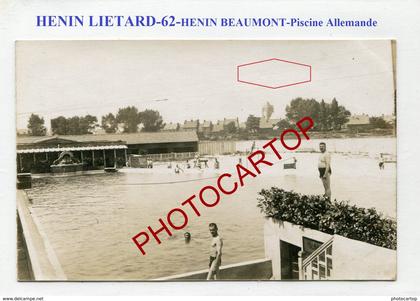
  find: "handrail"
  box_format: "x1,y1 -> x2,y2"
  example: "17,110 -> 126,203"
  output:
302,236 -> 334,268
136,151 -> 198,161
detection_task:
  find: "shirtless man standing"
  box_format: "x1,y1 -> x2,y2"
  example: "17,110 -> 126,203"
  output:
318,142 -> 332,199
207,223 -> 223,280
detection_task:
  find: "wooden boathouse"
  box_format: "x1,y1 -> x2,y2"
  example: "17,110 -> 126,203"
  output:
16,131 -> 199,173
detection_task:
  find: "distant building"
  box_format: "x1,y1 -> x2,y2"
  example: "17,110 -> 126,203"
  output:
382,114 -> 396,125
198,120 -> 212,134
181,119 -> 199,132
162,122 -> 179,132
259,118 -> 281,133
17,129 -> 29,136
223,118 -> 239,128
210,118 -> 240,133
344,114 -> 370,130
239,122 -> 247,130
212,120 -> 224,133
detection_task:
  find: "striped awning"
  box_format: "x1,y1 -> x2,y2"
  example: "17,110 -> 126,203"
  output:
17,145 -> 127,154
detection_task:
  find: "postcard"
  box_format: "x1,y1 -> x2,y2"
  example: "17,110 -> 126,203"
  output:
16,40 -> 396,281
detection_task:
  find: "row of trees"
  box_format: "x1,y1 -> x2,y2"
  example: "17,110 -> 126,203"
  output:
243,97 -> 351,133
101,107 -> 164,133
26,106 -> 165,136
51,115 -> 98,135
284,97 -> 351,131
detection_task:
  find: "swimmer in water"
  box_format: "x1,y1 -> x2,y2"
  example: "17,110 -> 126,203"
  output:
379,154 -> 385,170
184,232 -> 191,244
174,164 -> 183,174
214,158 -> 220,170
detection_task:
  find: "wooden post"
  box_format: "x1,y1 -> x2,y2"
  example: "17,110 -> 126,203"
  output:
103,149 -> 106,167
81,151 -> 84,163
298,251 -> 303,280
113,149 -> 116,167
33,153 -> 36,163
92,150 -> 95,167
19,154 -> 22,172
124,149 -> 127,166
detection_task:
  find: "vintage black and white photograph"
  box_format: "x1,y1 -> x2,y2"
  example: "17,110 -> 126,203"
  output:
16,40 -> 396,281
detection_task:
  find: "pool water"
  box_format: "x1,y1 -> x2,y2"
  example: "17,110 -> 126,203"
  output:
27,137 -> 396,280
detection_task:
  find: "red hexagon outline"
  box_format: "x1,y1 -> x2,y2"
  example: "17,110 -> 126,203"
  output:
237,58 -> 312,89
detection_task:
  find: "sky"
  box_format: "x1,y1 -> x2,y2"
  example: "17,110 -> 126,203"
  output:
16,40 -> 395,131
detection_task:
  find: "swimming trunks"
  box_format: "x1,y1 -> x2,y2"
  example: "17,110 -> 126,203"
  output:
318,167 -> 332,177
209,256 -> 221,268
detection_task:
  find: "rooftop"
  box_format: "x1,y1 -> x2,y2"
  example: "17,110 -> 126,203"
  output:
162,122 -> 179,131
182,120 -> 199,129
17,131 -> 198,146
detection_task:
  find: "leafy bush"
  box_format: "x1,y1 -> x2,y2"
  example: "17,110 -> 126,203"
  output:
257,188 -> 396,250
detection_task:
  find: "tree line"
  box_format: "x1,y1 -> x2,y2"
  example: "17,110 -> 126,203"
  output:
25,106 -> 165,136
245,97 -> 351,133
101,107 -> 164,134
283,97 -> 351,131
50,115 -> 98,135
24,98 -> 392,136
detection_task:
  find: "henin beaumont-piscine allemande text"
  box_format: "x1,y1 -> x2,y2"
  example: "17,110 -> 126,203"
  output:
36,16 -> 378,28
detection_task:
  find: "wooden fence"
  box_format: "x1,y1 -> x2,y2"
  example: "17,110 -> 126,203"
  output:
198,141 -> 236,155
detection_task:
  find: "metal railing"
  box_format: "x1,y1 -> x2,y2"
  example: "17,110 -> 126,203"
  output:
300,237 -> 334,280
132,152 -> 198,162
